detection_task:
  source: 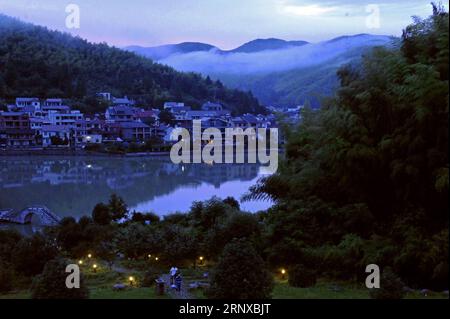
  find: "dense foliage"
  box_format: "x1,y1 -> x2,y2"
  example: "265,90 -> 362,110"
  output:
207,239 -> 273,299
0,14 -> 264,115
246,5 -> 448,289
31,257 -> 89,299
288,265 -> 317,288
369,267 -> 405,300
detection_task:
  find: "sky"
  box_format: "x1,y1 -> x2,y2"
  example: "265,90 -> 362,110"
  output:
0,0 -> 447,49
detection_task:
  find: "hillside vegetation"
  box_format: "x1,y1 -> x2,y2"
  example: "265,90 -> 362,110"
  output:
246,4 -> 449,289
0,14 -> 263,114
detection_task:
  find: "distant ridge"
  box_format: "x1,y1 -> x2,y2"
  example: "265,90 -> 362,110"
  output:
229,38 -> 309,53
125,37 -> 310,60
126,42 -> 218,60
125,33 -> 393,107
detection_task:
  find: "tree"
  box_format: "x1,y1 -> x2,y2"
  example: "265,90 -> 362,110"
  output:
31,258 -> 89,299
92,203 -> 112,225
158,109 -> 174,125
222,197 -> 240,210
108,194 -> 128,221
245,5 -> 449,288
288,264 -> 317,288
131,212 -> 160,224
55,217 -> 84,255
208,239 -> 273,299
113,223 -> 158,259
12,233 -> 58,277
369,268 -> 405,300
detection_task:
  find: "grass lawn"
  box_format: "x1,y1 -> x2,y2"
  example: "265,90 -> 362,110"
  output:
89,287 -> 168,299
0,290 -> 31,299
273,281 -> 370,299
272,280 -> 449,299
1,267 -> 447,300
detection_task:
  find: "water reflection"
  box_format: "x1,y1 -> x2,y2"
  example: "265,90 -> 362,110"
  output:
0,156 -> 271,221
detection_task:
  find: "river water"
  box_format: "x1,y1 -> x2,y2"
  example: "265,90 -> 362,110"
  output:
0,156 -> 272,226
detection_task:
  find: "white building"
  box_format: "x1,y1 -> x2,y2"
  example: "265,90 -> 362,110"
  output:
16,98 -> 40,109
47,110 -> 83,126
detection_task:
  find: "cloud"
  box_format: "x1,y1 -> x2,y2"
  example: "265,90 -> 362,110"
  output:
157,34 -> 393,76
281,4 -> 338,16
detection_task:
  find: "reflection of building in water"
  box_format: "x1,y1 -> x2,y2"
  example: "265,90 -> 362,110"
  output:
0,158 -> 259,189
0,157 -> 261,218
186,164 -> 259,188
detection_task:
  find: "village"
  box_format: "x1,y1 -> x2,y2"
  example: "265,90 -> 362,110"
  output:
0,94 -> 293,152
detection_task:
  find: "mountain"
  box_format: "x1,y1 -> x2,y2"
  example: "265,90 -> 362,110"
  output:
0,14 -> 264,115
124,38 -> 309,59
128,34 -> 394,107
126,42 -> 218,60
230,38 -> 309,53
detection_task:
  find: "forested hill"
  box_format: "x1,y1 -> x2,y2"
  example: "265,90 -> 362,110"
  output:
0,14 -> 264,115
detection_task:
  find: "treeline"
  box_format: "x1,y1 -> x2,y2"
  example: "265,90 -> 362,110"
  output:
0,14 -> 264,115
245,4 -> 448,289
0,195 -> 273,298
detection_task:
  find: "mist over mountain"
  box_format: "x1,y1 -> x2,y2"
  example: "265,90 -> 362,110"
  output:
127,34 -> 394,107
126,42 -> 218,60
125,38 -> 309,60
0,14 -> 264,115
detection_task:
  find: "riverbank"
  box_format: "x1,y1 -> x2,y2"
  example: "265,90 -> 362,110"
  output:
0,149 -> 170,157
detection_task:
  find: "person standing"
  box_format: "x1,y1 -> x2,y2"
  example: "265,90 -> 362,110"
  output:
170,266 -> 178,287
175,271 -> 182,293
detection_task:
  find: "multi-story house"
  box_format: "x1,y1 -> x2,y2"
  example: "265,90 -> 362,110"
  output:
105,105 -> 137,122
47,110 -> 84,126
112,96 -> 135,107
0,111 -> 36,147
119,122 -> 152,141
73,118 -> 105,146
15,97 -> 41,110
43,98 -> 64,107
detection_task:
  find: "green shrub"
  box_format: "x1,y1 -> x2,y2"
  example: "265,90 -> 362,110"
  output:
207,239 -> 273,299
31,258 -> 89,299
288,264 -> 317,288
370,267 -> 405,300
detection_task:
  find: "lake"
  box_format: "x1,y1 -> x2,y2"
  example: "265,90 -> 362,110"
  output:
0,156 -> 272,224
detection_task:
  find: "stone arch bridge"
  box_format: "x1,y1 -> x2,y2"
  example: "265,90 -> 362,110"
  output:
0,206 -> 60,226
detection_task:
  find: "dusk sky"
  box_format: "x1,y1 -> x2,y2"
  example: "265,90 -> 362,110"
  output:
0,0 -> 446,49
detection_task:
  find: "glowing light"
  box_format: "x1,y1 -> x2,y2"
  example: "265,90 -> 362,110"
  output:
78,260 -> 83,265
155,257 -> 159,261
281,269 -> 286,275
87,253 -> 92,258
199,256 -> 204,261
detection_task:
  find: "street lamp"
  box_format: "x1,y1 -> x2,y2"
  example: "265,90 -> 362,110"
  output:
155,257 -> 159,261
87,253 -> 92,259
78,260 -> 83,265
93,264 -> 98,273
129,276 -> 135,286
281,269 -> 286,280
199,256 -> 204,265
